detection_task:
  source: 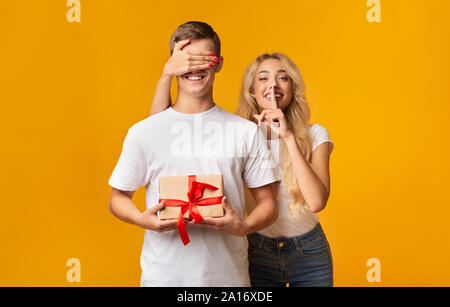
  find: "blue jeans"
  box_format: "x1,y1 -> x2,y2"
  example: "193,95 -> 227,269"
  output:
247,223 -> 333,287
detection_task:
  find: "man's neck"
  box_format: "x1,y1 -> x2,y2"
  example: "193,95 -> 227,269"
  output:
172,91 -> 215,114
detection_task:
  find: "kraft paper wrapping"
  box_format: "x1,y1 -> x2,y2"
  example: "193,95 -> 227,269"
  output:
159,174 -> 224,220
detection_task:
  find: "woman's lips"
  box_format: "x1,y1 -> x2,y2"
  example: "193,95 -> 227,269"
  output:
264,93 -> 283,101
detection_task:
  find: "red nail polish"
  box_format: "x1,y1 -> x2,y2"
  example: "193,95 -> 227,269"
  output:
214,57 -> 219,61
210,53 -> 215,56
208,64 -> 212,67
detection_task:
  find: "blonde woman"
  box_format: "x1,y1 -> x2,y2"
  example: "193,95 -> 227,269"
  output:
151,44 -> 334,286
238,53 -> 334,287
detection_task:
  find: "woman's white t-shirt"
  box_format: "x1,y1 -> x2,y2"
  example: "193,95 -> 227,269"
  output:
246,123 -> 334,238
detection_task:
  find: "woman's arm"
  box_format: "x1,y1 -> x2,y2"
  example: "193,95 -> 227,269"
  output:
254,87 -> 332,213
284,136 -> 332,213
150,38 -> 219,115
150,73 -> 173,115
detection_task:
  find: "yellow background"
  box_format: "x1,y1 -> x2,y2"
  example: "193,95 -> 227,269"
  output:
1,0 -> 449,286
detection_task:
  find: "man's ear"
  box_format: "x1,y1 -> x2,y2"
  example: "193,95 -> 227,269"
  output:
214,56 -> 224,73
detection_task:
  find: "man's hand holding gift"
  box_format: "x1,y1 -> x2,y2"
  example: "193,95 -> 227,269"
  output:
135,200 -> 179,233
188,197 -> 248,237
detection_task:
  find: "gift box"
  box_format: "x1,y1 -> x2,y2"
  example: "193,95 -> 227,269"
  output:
158,174 -> 224,245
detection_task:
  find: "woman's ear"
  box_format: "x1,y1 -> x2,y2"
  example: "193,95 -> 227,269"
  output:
215,56 -> 224,73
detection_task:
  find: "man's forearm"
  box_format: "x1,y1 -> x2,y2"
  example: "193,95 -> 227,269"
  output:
150,73 -> 173,115
242,200 -> 278,235
109,190 -> 142,227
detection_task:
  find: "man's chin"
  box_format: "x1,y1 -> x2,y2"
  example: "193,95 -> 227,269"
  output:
179,86 -> 209,96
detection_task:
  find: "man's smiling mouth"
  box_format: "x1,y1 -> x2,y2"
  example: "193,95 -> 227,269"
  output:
183,71 -> 207,81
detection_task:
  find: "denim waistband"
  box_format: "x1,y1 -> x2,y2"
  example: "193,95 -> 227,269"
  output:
247,223 -> 325,251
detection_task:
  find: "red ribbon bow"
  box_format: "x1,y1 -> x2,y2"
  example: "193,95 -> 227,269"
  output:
159,175 -> 223,245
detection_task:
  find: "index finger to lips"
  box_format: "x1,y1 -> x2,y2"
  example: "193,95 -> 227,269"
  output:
271,85 -> 277,109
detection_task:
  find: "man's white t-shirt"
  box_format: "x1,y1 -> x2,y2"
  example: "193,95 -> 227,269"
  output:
108,104 -> 280,287
247,123 -> 334,238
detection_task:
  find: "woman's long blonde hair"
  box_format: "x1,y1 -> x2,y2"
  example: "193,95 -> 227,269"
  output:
237,53 -> 314,217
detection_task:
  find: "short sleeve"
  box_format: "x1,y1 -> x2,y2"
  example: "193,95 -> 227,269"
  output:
243,128 -> 281,188
311,124 -> 334,153
108,129 -> 148,191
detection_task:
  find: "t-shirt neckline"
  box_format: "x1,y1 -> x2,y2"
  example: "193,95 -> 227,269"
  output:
168,103 -> 219,119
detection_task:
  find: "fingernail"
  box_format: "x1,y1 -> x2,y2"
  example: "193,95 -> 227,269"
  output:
214,57 -> 219,61
208,64 -> 212,67
210,53 -> 215,56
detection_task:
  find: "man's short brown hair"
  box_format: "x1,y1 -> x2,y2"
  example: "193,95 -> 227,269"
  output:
170,21 -> 221,56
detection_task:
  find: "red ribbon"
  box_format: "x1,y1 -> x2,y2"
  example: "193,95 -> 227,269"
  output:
159,175 -> 223,245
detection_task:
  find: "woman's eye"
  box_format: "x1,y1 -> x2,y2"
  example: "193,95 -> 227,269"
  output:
279,76 -> 289,81
258,78 -> 268,81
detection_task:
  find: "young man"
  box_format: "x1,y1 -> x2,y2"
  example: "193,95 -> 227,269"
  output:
108,21 -> 280,287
